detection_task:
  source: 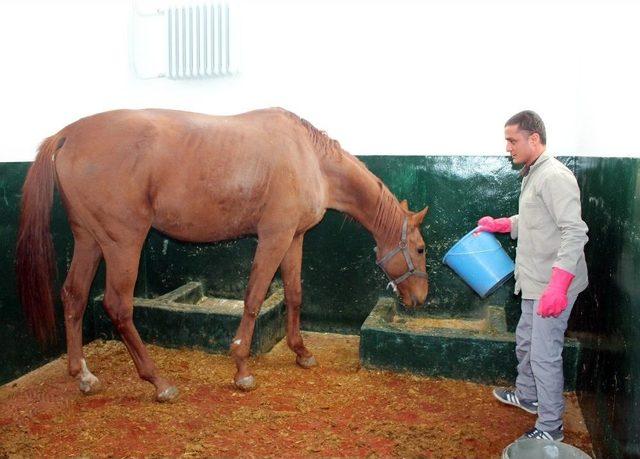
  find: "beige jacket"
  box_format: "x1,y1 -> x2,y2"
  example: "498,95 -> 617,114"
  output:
508,151 -> 589,299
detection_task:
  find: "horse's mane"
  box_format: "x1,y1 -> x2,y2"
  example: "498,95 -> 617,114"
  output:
281,110 -> 342,160
300,117 -> 342,157
284,109 -> 405,244
372,183 -> 405,246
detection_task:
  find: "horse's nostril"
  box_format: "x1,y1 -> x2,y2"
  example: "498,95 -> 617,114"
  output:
410,293 -> 420,308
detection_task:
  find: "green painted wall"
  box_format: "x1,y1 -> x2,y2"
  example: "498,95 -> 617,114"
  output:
573,157 -> 640,458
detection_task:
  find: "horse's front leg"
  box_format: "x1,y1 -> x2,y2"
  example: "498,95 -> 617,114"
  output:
231,229 -> 295,391
280,233 -> 316,368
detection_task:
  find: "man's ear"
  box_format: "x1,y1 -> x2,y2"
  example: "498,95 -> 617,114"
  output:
399,199 -> 409,211
413,206 -> 429,225
529,132 -> 541,146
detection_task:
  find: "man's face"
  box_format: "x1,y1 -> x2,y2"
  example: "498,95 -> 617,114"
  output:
505,124 -> 534,165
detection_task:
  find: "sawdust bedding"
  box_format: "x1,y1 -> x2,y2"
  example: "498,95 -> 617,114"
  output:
0,332 -> 592,457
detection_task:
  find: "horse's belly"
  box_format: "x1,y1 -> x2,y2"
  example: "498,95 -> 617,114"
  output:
152,209 -> 258,242
148,152 -> 273,242
150,185 -> 265,242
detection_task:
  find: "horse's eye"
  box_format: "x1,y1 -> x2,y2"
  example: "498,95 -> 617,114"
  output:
417,247 -> 425,255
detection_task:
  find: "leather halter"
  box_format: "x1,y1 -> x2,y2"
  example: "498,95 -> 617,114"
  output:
374,217 -> 428,293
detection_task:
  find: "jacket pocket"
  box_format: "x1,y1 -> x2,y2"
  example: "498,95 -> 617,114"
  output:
521,200 -> 548,230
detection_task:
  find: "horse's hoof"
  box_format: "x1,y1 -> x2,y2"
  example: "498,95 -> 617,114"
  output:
234,375 -> 256,391
79,375 -> 102,395
296,355 -> 318,369
156,386 -> 179,403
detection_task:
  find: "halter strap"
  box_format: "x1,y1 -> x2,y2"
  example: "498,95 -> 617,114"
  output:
375,217 -> 428,292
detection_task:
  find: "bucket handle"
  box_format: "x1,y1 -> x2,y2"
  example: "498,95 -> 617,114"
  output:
445,227 -> 503,257
445,247 -> 502,257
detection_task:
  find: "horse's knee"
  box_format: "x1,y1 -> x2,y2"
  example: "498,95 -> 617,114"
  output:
285,286 -> 302,306
103,296 -> 133,333
230,337 -> 250,357
244,287 -> 271,317
111,311 -> 133,333
243,300 -> 261,319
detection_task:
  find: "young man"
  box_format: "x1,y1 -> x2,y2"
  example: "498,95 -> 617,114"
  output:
477,110 -> 588,441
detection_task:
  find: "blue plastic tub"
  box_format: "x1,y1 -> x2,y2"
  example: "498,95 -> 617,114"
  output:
442,228 -> 515,298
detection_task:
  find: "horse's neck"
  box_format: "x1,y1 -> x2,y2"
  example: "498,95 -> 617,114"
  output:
322,153 -> 401,245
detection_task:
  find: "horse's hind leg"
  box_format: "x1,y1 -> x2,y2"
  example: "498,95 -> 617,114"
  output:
280,234 -> 316,368
62,227 -> 102,394
102,245 -> 178,402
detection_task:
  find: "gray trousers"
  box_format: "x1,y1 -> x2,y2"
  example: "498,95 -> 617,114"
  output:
514,295 -> 577,431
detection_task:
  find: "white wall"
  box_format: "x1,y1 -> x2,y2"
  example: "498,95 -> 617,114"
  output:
1,0 -> 639,162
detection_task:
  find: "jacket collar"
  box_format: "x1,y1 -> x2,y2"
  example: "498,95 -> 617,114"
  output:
520,149 -> 550,177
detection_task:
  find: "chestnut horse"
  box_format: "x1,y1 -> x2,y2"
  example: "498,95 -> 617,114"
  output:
16,108 -> 429,402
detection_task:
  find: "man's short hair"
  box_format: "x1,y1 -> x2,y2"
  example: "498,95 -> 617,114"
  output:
505,110 -> 546,145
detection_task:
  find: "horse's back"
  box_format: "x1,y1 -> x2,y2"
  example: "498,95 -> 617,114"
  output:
54,108 -> 327,243
57,107 -> 313,168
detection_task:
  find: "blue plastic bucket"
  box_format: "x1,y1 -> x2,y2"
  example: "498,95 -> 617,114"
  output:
442,228 -> 515,298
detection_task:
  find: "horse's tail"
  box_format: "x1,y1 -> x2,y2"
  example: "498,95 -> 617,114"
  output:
16,134 -> 63,345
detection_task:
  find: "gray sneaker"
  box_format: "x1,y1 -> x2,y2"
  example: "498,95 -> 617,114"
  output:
492,388 -> 538,414
520,426 -> 564,442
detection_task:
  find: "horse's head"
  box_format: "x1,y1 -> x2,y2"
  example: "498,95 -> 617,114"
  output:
374,201 -> 429,308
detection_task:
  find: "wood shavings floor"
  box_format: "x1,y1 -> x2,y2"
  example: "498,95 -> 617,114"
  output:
0,332 -> 592,457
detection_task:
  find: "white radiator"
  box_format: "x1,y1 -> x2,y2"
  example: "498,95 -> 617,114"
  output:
167,3 -> 231,79
132,1 -> 236,80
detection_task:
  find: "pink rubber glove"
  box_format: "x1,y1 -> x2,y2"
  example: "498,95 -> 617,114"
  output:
537,267 -> 575,318
476,216 -> 512,233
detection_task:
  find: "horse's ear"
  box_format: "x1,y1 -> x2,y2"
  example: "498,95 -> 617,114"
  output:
413,206 -> 429,225
399,199 -> 409,211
